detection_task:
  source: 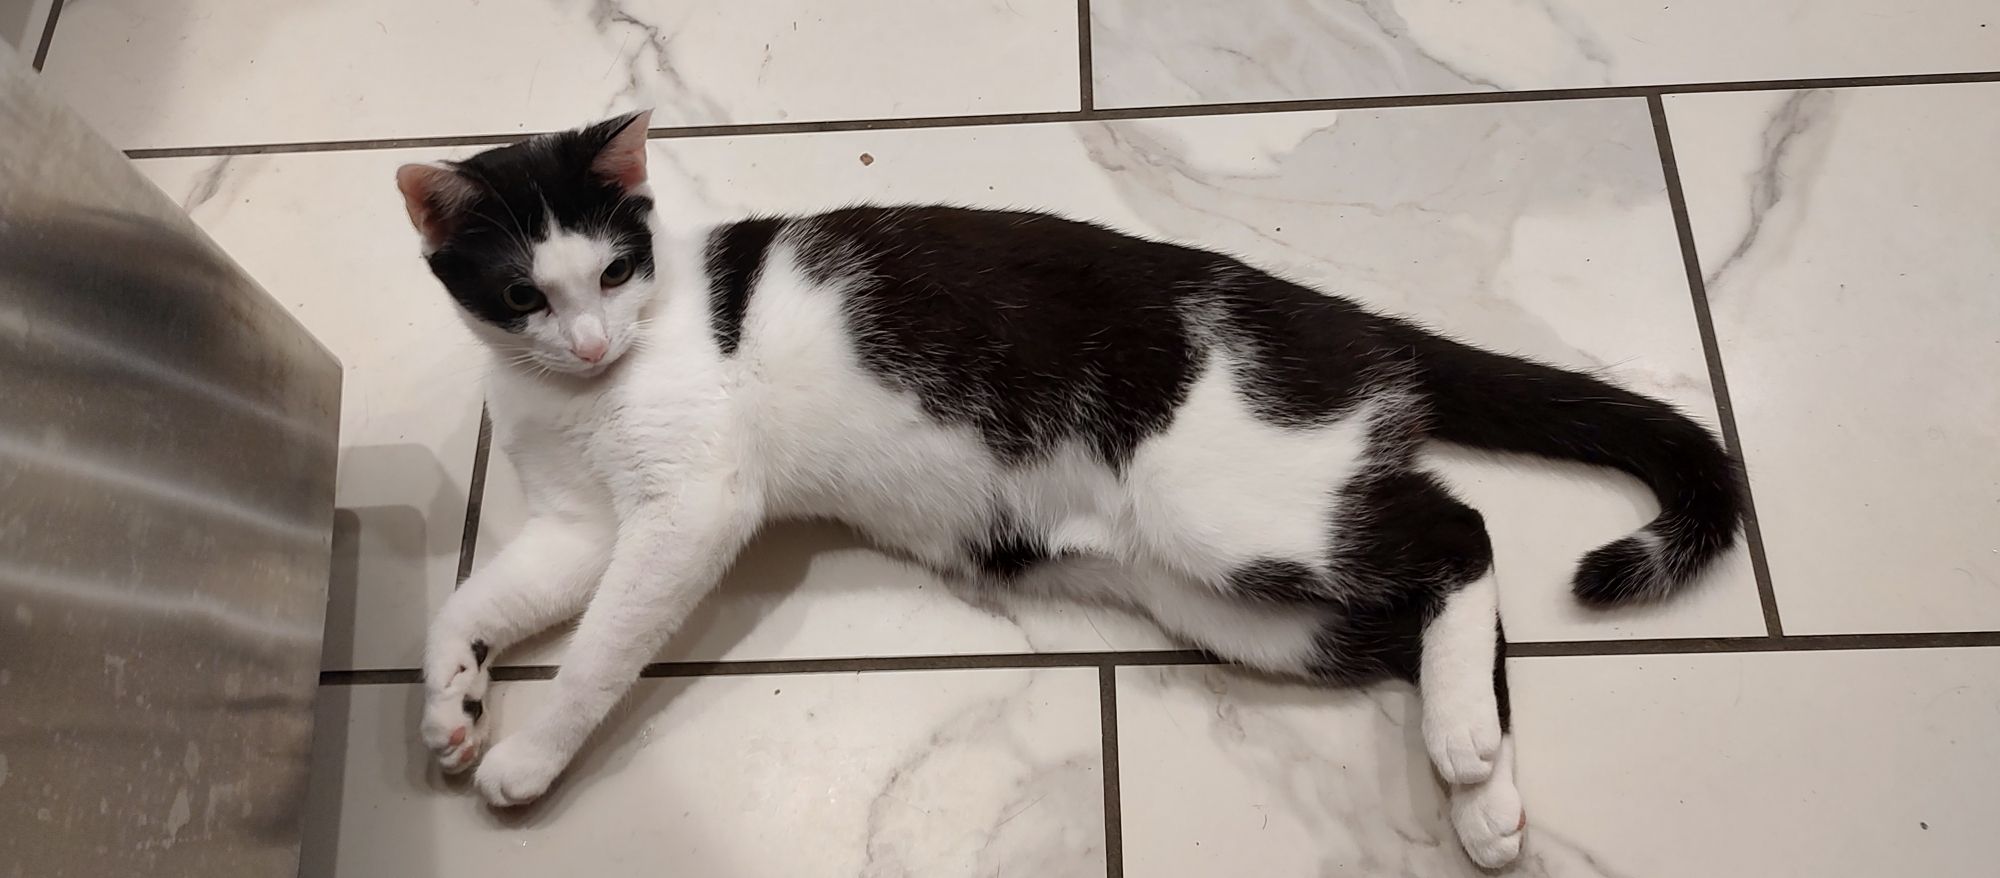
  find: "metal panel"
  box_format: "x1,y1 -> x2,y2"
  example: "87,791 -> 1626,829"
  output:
0,43 -> 340,877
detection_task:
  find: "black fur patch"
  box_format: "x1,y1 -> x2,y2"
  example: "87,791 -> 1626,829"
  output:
462,698 -> 484,722
1308,470 -> 1494,686
1208,270 -> 1410,428
421,114 -> 656,331
469,639 -> 490,667
971,534 -> 1052,579
704,218 -> 783,355
968,511 -> 1054,578
1339,470 -> 1493,587
1227,559 -> 1326,603
790,206 -> 1214,467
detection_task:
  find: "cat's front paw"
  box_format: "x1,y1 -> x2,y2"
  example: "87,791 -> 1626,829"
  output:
421,638 -> 492,773
474,736 -> 567,807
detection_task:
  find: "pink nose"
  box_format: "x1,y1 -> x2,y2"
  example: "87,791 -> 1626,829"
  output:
573,339 -> 608,364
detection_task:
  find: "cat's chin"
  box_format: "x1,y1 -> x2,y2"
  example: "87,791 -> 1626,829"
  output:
503,355 -> 617,380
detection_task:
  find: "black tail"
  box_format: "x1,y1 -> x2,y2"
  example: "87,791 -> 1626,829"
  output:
1395,328 -> 1745,605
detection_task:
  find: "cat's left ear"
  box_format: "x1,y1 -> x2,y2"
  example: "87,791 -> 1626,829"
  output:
591,109 -> 653,191
395,162 -> 480,252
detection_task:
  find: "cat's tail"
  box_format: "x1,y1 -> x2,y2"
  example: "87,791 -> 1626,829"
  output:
1397,327 -> 1745,606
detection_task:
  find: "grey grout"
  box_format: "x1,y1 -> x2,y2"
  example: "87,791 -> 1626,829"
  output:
120,70 -> 2000,161
1646,94 -> 1786,638
454,404 -> 494,587
1098,665 -> 1123,878
1508,630 -> 2000,658
1076,0 -> 1095,112
29,0 -> 64,71
317,630 -> 2000,686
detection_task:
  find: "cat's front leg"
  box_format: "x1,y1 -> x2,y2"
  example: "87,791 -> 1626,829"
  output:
422,516 -> 612,772
472,476 -> 753,807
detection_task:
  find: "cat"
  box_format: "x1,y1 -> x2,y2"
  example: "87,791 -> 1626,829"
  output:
394,111 -> 1743,868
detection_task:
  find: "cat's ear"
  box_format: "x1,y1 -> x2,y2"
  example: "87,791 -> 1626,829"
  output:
590,110 -> 652,191
395,162 -> 479,252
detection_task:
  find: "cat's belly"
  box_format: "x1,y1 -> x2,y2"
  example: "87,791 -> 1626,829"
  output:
760,441 -> 1127,578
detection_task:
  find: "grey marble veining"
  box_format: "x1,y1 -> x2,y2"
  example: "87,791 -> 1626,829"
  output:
299,669 -> 1105,876
42,0 -> 1081,149
1091,0 -> 2000,108
1118,666 -> 1623,877
1689,89 -> 1835,292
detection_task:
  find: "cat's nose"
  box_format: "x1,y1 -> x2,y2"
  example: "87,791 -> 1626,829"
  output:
572,339 -> 608,364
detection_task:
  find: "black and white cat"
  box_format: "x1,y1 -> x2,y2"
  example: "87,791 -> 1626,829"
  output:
396,112 -> 1742,867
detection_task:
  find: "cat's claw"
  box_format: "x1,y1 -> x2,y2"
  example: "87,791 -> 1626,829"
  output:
475,737 -> 566,807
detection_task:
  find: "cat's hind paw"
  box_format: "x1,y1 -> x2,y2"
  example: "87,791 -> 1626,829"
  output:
1449,737 -> 1525,869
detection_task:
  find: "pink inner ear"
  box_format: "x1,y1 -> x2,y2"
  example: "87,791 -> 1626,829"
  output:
592,110 -> 653,190
396,163 -> 477,248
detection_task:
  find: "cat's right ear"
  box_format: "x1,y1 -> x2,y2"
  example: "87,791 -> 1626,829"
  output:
395,163 -> 479,252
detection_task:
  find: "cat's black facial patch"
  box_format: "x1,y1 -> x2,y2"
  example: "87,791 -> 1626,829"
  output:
423,115 -> 656,331
469,639 -> 490,667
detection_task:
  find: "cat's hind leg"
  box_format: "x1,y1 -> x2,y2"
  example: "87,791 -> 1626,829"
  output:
422,517 -> 611,773
1315,470 -> 1522,867
1422,572 -> 1523,868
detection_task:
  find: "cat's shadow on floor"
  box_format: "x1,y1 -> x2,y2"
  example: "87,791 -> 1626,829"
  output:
495,518 -> 900,670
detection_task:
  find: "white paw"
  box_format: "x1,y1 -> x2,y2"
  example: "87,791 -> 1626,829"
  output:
1423,694 -> 1501,785
421,638 -> 492,774
1450,760 -> 1525,868
474,736 -> 567,807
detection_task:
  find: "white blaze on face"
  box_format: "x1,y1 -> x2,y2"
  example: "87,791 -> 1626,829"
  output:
529,230 -> 618,366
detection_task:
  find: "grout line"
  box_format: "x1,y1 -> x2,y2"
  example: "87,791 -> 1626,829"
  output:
1507,630 -> 2000,658
121,69 -> 2000,160
321,668 -> 422,686
1076,0 -> 1095,111
1647,95 -> 1785,638
454,404 -> 493,586
318,650 -> 1221,685
317,629 -> 2000,686
30,0 -> 64,71
1098,665 -> 1124,878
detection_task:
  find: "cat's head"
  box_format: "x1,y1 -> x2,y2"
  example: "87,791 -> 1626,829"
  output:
395,111 -> 656,377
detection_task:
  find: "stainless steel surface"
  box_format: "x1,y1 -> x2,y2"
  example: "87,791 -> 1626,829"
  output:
0,42 -> 341,877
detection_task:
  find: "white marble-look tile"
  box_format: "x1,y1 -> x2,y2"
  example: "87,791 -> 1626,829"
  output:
1511,648 -> 2000,876
41,0 -> 1079,150
298,669 -> 1104,877
1668,84 -> 2000,634
135,151 -> 490,671
1120,648 -> 2000,877
1117,665 -> 1600,877
1091,0 -> 2000,108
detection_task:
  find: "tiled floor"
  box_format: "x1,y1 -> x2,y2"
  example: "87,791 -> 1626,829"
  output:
27,1 -> 2000,875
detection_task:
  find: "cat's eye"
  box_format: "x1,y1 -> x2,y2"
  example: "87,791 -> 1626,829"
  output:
502,283 -> 546,314
600,256 -> 634,288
